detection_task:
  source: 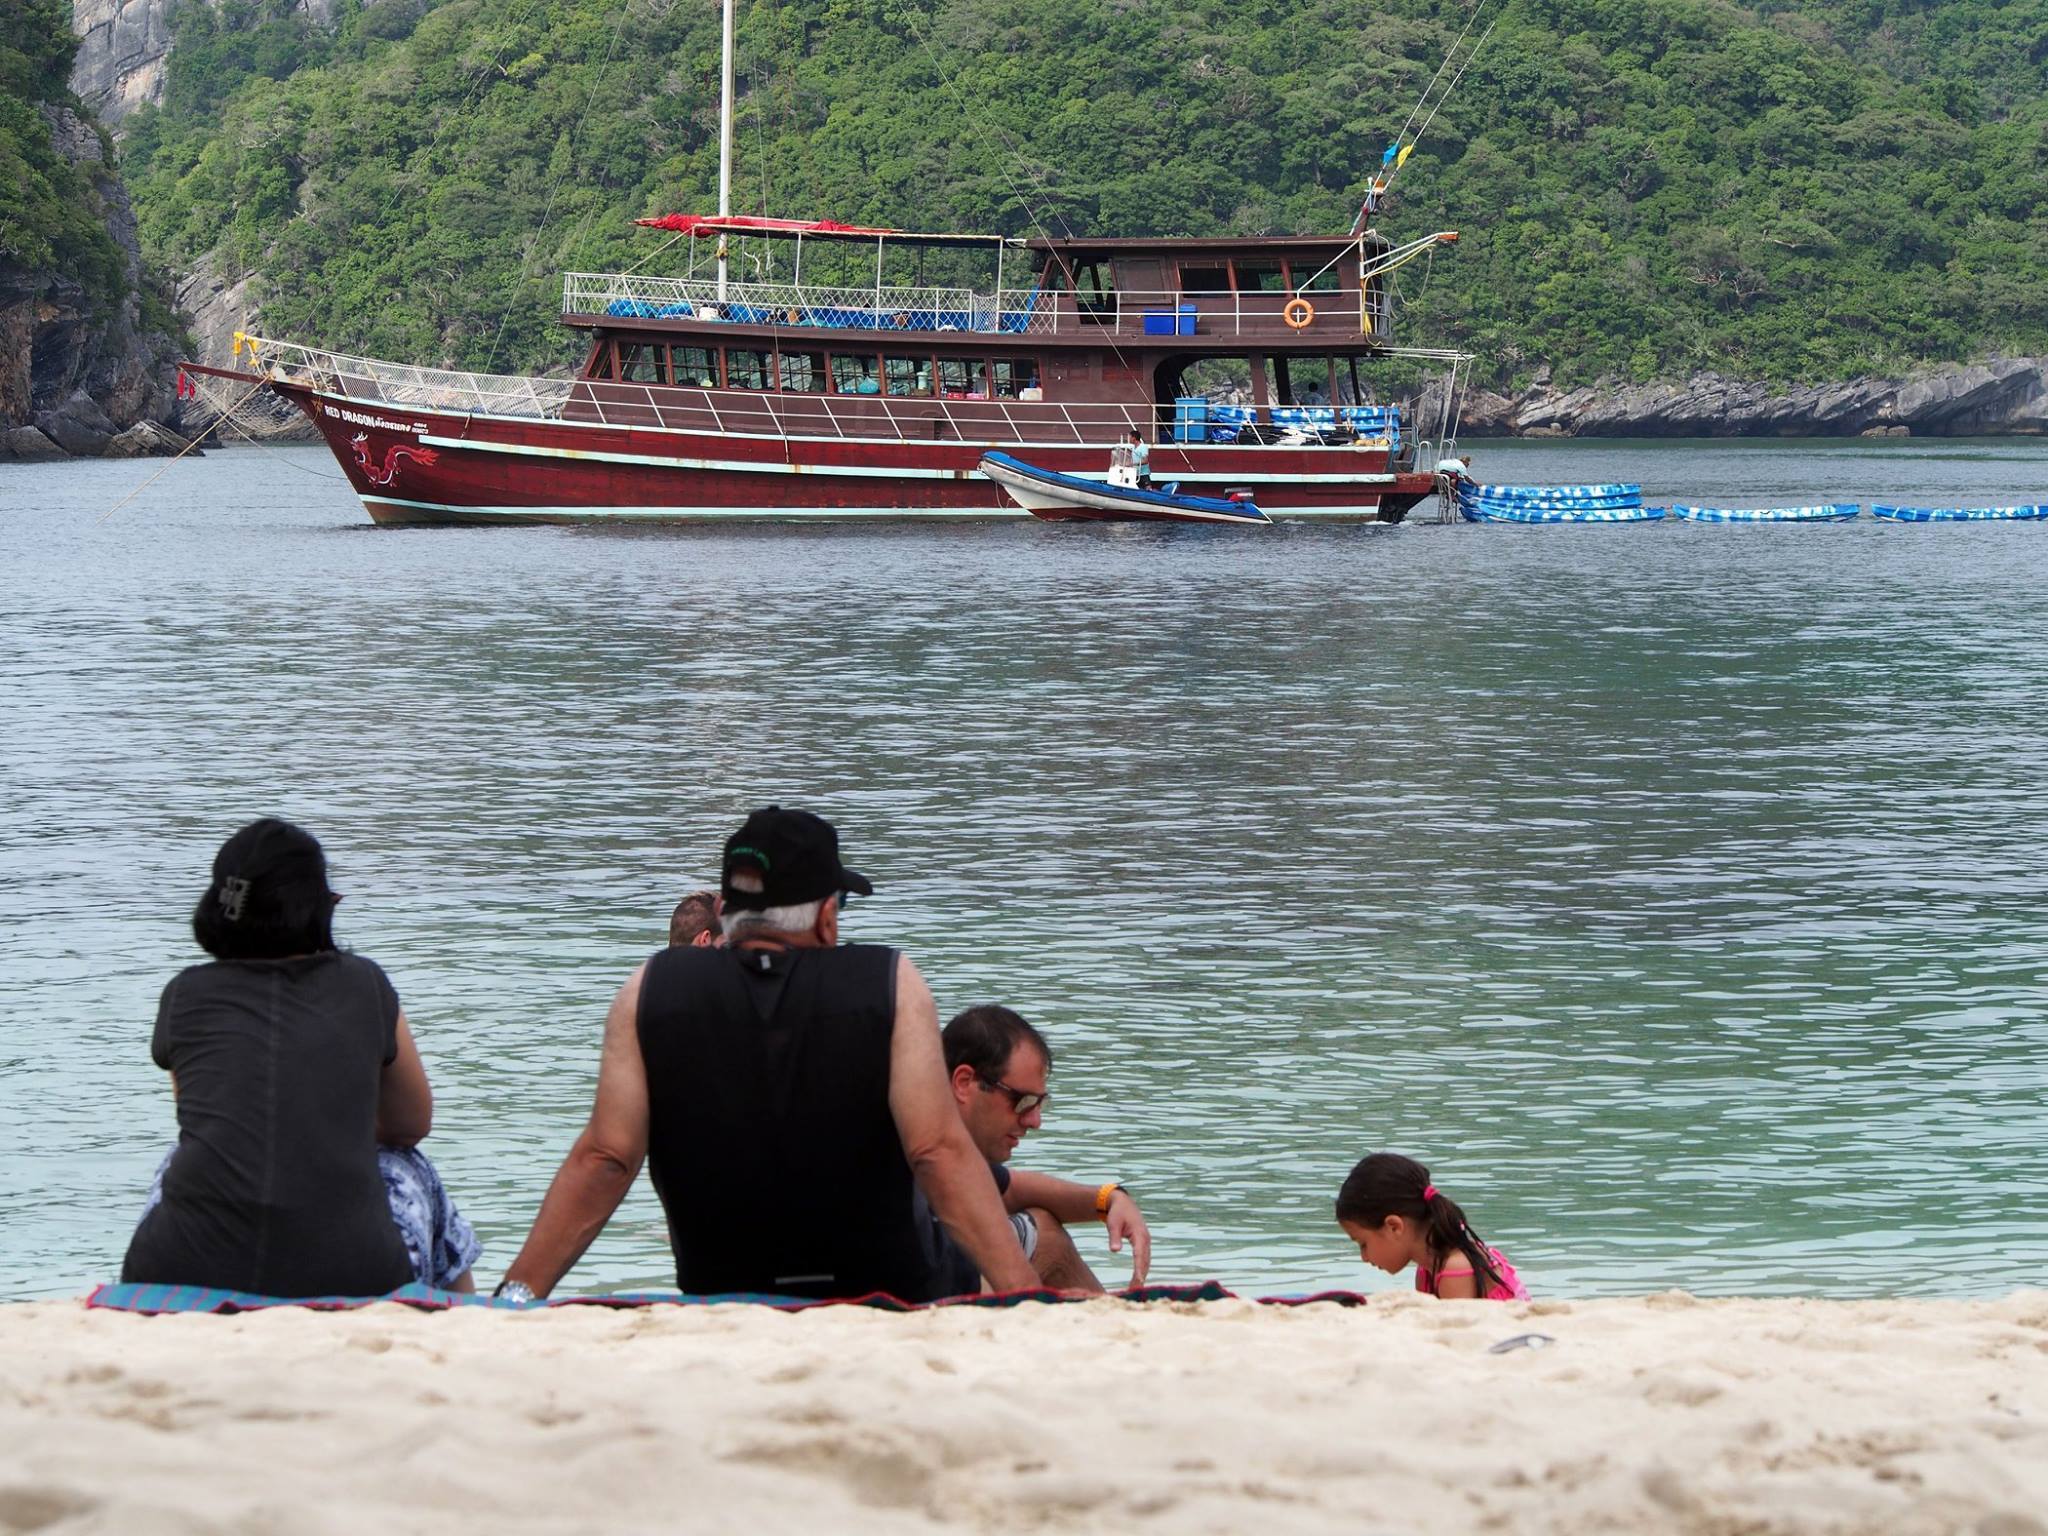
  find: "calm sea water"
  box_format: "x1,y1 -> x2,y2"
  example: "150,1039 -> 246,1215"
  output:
3,436 -> 2046,1303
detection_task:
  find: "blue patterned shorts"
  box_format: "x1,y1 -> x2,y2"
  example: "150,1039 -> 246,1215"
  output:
142,1146 -> 481,1289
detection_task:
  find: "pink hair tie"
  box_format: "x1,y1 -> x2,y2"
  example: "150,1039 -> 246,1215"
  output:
1422,1184 -> 1440,1204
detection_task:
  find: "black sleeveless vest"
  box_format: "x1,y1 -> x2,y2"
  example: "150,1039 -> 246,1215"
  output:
636,941 -> 945,1300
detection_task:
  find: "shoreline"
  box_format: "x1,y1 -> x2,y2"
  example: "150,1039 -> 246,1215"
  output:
4,1291 -> 2043,1533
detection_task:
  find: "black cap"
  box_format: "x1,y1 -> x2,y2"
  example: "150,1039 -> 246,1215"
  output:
721,807 -> 874,912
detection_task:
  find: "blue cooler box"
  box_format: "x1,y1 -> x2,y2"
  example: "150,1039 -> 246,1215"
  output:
1174,396 -> 1209,442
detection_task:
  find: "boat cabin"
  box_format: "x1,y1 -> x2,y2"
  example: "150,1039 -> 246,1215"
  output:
559,215 -> 1450,452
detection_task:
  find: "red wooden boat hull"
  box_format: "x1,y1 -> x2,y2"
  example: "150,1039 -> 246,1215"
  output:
192,365 -> 1437,525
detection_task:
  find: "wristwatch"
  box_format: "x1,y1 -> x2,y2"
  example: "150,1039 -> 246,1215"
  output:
493,1279 -> 535,1304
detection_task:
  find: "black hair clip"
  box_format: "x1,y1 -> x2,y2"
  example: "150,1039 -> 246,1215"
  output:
219,876 -> 252,922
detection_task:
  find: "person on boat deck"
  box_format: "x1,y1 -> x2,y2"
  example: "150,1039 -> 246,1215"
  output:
1128,430 -> 1153,489
1434,453 -> 1473,480
926,1006 -> 1150,1294
496,807 -> 1037,1303
667,889 -> 721,948
122,819 -> 479,1297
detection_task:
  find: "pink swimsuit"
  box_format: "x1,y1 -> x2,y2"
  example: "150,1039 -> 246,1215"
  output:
1416,1246 -> 1529,1301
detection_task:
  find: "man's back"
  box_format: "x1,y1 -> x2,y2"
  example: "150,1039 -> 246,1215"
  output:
637,942 -> 937,1299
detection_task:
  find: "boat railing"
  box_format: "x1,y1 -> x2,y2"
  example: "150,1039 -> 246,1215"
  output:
238,330 -> 1424,449
233,334 -> 575,417
563,274 -> 1393,340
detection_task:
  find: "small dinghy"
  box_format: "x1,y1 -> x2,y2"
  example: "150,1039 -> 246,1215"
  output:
1870,504 -> 2044,522
1668,504 -> 1861,522
1456,481 -> 1660,523
980,452 -> 1269,525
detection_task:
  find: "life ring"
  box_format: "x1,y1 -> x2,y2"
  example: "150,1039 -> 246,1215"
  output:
1283,298 -> 1314,330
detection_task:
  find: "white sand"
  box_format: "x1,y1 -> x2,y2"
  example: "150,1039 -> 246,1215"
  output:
2,1291 -> 2045,1535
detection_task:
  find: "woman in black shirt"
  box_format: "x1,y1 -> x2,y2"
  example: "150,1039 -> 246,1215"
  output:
122,819 -> 477,1297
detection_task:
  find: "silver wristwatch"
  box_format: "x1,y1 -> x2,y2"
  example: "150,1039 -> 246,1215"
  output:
493,1279 -> 535,1305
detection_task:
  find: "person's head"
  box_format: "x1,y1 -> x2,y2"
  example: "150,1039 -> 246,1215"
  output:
717,806 -> 873,948
1334,1153 -> 1502,1292
668,889 -> 721,947
191,818 -> 339,961
942,1005 -> 1053,1163
1129,429 -> 1142,443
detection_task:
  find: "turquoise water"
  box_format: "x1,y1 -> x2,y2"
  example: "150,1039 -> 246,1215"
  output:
3,436 -> 2046,1301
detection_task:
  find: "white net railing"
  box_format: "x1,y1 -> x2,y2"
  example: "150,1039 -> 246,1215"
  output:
233,335 -> 575,418
564,275 -> 1390,339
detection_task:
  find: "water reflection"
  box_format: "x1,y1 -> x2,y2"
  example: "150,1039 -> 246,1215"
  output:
2,440 -> 2045,1300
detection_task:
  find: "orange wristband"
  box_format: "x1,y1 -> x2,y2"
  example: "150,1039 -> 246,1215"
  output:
1095,1182 -> 1124,1217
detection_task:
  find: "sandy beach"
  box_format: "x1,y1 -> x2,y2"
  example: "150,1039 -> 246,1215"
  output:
2,1291 -> 2044,1535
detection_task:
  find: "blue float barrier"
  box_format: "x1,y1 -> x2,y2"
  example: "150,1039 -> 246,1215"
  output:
1460,482 -> 1642,501
1870,505 -> 2045,522
1667,504 -> 1862,522
1461,503 -> 1666,523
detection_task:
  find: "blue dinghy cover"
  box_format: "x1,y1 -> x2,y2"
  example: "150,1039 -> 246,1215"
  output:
1668,504 -> 1862,522
1870,505 -> 2045,522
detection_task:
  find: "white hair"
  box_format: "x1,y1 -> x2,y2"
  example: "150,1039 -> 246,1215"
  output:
719,869 -> 826,940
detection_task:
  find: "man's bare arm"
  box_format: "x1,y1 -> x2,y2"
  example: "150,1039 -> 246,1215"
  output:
500,965 -> 652,1298
887,956 -> 1040,1293
1005,1169 -> 1152,1285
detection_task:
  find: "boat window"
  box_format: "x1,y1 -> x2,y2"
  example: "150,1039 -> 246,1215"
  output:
992,358 -> 1041,400
1177,264 -> 1230,292
1294,261 -> 1343,292
1233,261 -> 1288,292
619,344 -> 663,384
937,358 -> 988,399
588,343 -> 617,381
724,349 -> 772,390
672,346 -> 717,388
778,350 -> 827,392
831,354 -> 881,394
1074,261 -> 1115,322
884,355 -> 931,396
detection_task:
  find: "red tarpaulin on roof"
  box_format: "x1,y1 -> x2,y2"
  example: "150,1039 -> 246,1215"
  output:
634,214 -> 903,238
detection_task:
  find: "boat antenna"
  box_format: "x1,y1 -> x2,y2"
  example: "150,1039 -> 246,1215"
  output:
1351,0 -> 1501,234
717,0 -> 736,300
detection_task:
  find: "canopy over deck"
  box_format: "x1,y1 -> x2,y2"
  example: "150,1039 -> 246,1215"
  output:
636,214 -> 1022,248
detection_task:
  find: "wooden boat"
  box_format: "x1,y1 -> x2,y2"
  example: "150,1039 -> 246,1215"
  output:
176,4 -> 1474,528
980,452 -> 1270,525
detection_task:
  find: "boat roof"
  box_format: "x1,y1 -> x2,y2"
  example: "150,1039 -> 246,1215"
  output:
635,214 -> 1020,248
1026,233 -> 1391,256
635,215 -> 1390,257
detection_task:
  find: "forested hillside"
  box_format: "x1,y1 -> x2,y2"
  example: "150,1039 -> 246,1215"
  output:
3,0 -> 126,311
115,0 -> 2048,389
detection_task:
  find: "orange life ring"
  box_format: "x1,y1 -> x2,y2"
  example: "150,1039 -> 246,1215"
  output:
1283,298 -> 1314,330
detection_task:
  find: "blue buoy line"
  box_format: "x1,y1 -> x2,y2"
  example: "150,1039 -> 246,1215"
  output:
1453,483 -> 2048,526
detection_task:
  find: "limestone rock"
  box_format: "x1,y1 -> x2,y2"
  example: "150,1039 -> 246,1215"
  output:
104,419 -> 198,457
2,425 -> 67,460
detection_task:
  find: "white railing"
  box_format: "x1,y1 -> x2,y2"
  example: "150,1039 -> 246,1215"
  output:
564,274 -> 1394,340
233,330 -> 1445,460
233,334 -> 575,417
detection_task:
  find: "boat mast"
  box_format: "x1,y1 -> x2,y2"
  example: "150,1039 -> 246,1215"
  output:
717,0 -> 735,300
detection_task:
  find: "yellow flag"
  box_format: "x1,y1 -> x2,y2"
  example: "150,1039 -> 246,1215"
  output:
1395,144 -> 1415,169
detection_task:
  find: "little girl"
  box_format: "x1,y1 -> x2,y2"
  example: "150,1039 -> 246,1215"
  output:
1335,1153 -> 1529,1300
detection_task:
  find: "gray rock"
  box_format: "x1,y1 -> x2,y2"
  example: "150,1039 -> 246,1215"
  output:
104,419 -> 198,457
2,425 -> 67,460
36,407 -> 111,456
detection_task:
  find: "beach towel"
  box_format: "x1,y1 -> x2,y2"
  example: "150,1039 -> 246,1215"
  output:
85,1280 -> 1368,1315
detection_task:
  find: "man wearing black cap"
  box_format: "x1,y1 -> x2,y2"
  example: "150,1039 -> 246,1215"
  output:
498,807 -> 1038,1302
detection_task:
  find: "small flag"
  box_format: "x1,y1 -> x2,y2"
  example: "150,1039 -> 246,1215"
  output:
1382,143 -> 1400,166
1395,144 -> 1415,168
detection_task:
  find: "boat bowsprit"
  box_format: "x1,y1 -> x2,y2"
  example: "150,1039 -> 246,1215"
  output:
1456,481 -> 1659,524
979,452 -> 1270,525
1870,505 -> 2045,522
1667,504 -> 1862,522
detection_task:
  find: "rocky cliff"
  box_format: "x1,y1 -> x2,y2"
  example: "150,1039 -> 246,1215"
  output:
1449,360 -> 2048,440
68,0 -> 337,126
0,107 -> 185,460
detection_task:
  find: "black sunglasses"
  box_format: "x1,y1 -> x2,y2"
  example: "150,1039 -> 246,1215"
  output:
976,1073 -> 1048,1115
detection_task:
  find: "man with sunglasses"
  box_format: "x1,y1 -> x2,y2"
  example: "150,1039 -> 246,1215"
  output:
496,807 -> 1038,1303
929,1005 -> 1152,1294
